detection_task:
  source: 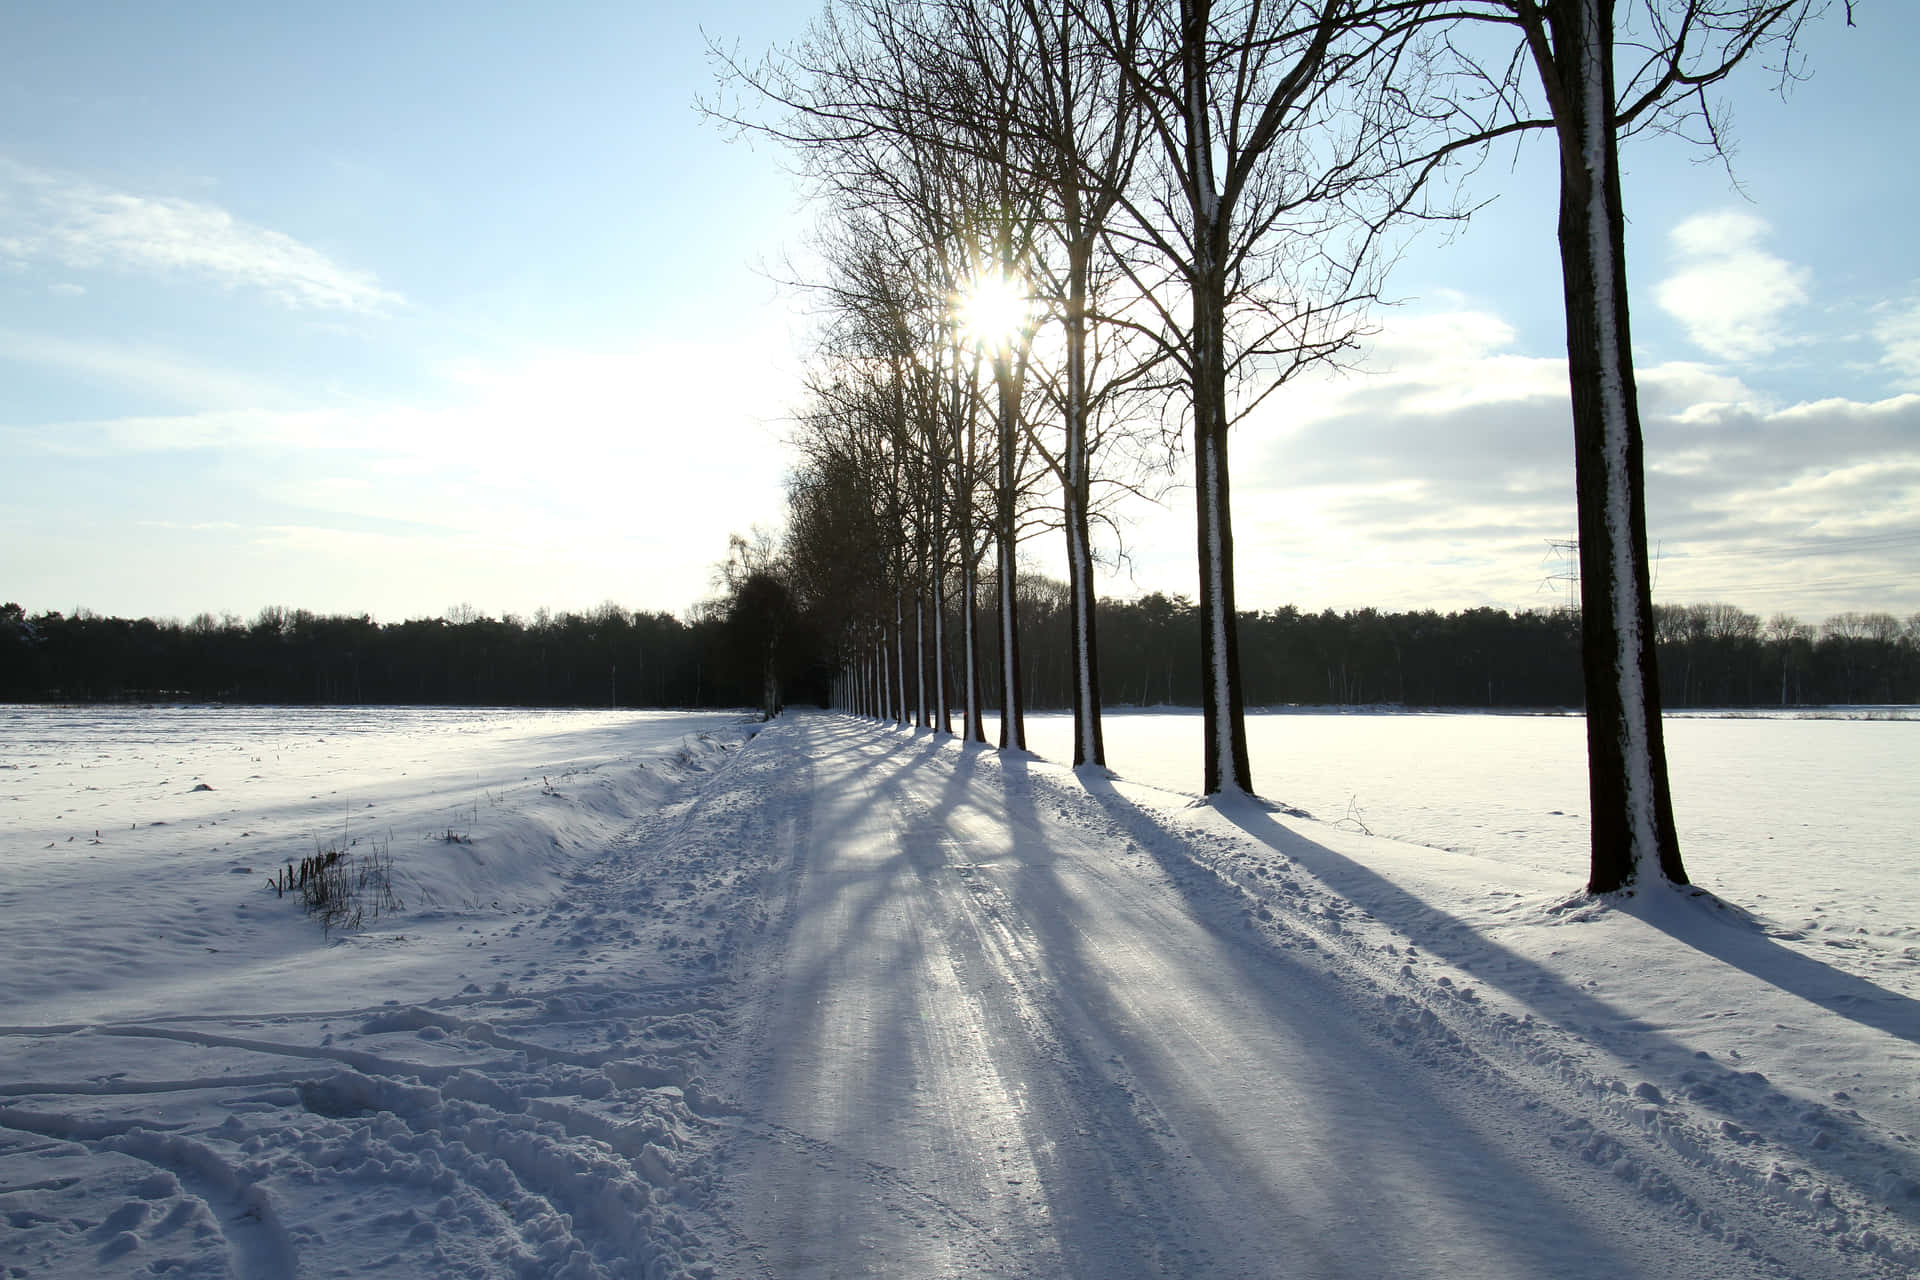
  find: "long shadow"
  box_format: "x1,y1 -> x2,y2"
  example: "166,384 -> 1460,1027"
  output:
1070,772 -> 1920,1214
787,715 -> 1920,1273
823,729 -> 1334,1275
722,717 -> 971,1254
753,714 -> 1209,1276
1620,891 -> 1920,1046
1197,790 -> 1920,1047
934,754 -> 1663,1279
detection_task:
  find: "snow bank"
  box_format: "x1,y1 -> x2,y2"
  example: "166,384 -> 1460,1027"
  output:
1,706 -> 775,1279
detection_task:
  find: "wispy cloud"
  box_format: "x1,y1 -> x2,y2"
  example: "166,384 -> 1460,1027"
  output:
0,330 -> 299,412
1873,295 -> 1920,387
1654,211 -> 1808,362
0,157 -> 399,312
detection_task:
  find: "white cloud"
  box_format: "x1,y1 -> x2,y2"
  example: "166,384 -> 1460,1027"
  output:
1873,296 -> 1920,386
2,335 -> 798,617
1654,211 -> 1807,362
0,157 -> 399,312
1165,301 -> 1920,619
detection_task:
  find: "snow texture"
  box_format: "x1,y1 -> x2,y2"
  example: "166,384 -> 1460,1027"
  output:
3,704 -> 1916,1278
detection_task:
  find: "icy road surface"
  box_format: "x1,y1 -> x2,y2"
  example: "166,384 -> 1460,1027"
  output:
704,714 -> 1892,1279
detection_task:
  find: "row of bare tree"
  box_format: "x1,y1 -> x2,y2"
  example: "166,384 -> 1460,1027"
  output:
712,0 -> 1852,894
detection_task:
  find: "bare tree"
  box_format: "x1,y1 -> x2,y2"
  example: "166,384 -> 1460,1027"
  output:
710,0 -> 1099,752
933,0 -> 1158,767
1077,0 -> 1437,795
1411,0 -> 1854,891
1763,611 -> 1809,706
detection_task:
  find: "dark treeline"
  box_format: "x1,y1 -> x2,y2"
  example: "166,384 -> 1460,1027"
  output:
974,587 -> 1920,712
0,600 -> 830,709
7,594 -> 1914,711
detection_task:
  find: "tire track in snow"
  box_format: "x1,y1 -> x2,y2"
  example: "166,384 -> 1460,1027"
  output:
2,1108 -> 297,1279
708,716 -> 1880,1278
0,719 -> 795,1279
977,744 -> 1914,1278
706,721 -> 1074,1278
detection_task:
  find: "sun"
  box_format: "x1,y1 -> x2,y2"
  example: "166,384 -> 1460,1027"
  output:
956,273 -> 1031,348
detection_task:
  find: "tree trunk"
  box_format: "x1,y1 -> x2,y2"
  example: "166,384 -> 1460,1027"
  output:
1190,278 -> 1252,794
1181,0 -> 1251,796
932,460 -> 952,736
963,543 -> 986,742
1543,0 -> 1687,892
954,361 -> 988,744
894,586 -> 909,727
916,592 -> 928,728
994,349 -> 1026,752
1063,239 -> 1106,768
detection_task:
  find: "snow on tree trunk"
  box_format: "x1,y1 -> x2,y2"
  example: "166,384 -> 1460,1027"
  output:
1181,2 -> 1251,797
995,351 -> 1026,753
1551,0 -> 1687,892
1064,248 -> 1106,769
1194,411 -> 1250,796
916,593 -> 928,728
894,587 -> 909,728
961,529 -> 984,742
1188,269 -> 1252,794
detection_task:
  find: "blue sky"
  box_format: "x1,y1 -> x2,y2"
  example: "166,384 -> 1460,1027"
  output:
3,2 -> 1916,628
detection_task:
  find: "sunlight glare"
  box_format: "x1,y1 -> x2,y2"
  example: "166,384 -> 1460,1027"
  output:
957,274 -> 1031,347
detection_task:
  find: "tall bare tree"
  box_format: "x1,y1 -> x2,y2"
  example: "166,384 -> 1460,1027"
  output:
999,0 -> 1156,767
1080,0 -> 1436,794
1409,0 -> 1853,891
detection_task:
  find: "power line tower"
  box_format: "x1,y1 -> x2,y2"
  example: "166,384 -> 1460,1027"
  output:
1543,538 -> 1579,614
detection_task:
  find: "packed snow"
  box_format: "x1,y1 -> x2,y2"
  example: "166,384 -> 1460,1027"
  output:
2,704 -> 1916,1277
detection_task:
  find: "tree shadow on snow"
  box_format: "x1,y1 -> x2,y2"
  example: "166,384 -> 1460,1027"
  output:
1605,887 -> 1920,1049
1069,773 -> 1920,1209
977,755 -> 1668,1279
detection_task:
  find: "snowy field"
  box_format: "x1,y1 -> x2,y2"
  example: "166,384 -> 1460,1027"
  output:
2,705 -> 761,1277
1011,707 -> 1920,989
3,704 -> 1918,1277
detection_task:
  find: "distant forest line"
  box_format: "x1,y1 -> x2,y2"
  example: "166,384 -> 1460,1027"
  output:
5,591 -> 1916,711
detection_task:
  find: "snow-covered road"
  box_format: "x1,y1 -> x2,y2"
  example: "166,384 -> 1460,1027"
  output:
5,705 -> 1913,1277
704,714 -> 1884,1278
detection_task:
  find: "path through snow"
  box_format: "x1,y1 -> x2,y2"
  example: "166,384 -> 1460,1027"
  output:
701,714 -> 1909,1278
4,706 -> 1915,1277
